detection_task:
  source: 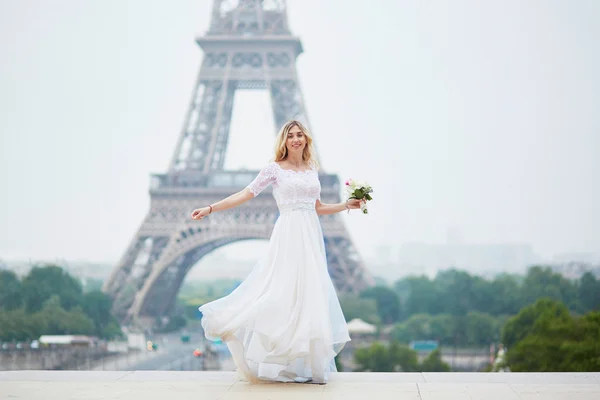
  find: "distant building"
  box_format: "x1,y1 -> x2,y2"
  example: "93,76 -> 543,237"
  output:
364,241 -> 543,283
552,252 -> 599,264
394,242 -> 542,278
547,261 -> 600,279
367,241 -> 599,282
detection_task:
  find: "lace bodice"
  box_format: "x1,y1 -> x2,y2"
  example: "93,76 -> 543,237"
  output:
247,162 -> 321,206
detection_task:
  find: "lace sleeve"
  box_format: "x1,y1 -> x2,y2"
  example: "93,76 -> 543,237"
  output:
313,162 -> 321,201
247,162 -> 278,196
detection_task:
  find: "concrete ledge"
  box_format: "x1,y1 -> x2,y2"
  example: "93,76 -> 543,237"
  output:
0,371 -> 599,399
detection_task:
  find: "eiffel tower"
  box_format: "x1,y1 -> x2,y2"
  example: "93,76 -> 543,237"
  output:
102,0 -> 374,323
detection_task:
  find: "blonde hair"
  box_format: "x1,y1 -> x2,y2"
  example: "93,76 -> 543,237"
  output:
273,120 -> 319,169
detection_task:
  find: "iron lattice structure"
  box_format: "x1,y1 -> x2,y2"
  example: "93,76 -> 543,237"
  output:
102,0 -> 374,323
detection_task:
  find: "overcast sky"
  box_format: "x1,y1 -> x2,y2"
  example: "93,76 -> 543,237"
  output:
1,0 -> 599,266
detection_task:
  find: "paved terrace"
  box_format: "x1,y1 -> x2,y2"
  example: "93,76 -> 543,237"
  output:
1,371 -> 599,400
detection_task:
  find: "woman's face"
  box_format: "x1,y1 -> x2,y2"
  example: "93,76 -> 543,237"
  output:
285,125 -> 306,155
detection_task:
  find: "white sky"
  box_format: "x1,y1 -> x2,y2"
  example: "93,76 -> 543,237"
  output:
1,0 -> 599,265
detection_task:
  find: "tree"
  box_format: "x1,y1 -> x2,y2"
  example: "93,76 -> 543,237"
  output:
354,341 -> 419,372
0,266 -> 122,341
38,295 -> 94,335
429,314 -> 455,344
487,273 -> 522,315
388,341 -> 420,371
502,299 -> 600,372
0,309 -> 45,342
82,290 -> 115,336
560,311 -> 600,371
420,349 -> 450,372
521,266 -> 577,310
82,290 -> 123,338
506,317 -> 573,371
501,298 -> 570,349
434,269 -> 480,316
82,278 -> 104,293
354,342 -> 391,372
354,341 -> 449,372
0,270 -> 22,310
393,267 -> 598,321
21,265 -> 83,312
102,320 -> 124,340
470,276 -> 496,314
395,276 -> 441,317
334,355 -> 344,372
360,286 -> 401,324
390,314 -> 433,344
339,294 -> 380,325
392,312 -> 502,347
465,312 -> 498,347
577,272 -> 600,312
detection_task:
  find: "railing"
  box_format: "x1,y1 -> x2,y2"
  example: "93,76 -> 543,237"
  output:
0,347 -> 109,371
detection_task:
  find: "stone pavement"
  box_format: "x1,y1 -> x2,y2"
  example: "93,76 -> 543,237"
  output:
1,371 -> 599,400
89,349 -> 163,371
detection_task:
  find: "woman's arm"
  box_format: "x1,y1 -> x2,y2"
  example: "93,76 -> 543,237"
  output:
315,199 -> 363,216
191,188 -> 255,220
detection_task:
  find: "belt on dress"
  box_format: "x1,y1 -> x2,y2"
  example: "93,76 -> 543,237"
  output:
278,202 -> 316,213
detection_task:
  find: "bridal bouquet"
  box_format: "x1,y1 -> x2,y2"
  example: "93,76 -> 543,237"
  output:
345,178 -> 373,214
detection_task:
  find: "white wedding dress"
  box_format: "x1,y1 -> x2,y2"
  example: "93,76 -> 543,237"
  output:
199,161 -> 350,383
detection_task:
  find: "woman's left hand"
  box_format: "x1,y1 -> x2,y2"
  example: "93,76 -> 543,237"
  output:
346,198 -> 365,210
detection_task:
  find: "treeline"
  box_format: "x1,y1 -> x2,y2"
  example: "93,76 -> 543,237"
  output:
354,343 -> 450,372
351,299 -> 600,372
177,279 -> 241,319
339,266 -> 600,347
390,312 -> 507,347
502,299 -> 600,371
0,265 -> 122,342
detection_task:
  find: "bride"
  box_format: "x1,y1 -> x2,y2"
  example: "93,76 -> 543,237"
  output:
191,120 -> 365,384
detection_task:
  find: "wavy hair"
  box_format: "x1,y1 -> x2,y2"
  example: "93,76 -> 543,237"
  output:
273,120 -> 319,169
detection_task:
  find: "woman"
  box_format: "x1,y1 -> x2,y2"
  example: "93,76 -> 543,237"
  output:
191,120 -> 364,384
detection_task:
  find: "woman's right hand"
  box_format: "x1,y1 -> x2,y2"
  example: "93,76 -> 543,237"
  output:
346,198 -> 365,210
191,207 -> 210,220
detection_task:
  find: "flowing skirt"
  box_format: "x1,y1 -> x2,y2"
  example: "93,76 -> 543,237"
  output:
198,203 -> 350,383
